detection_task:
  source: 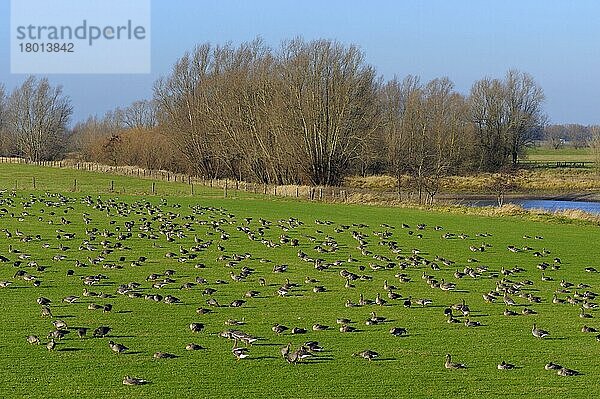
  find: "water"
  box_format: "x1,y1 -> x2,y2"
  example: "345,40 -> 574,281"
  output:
465,199 -> 600,214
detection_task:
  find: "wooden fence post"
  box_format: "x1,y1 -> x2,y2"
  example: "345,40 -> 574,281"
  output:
224,180 -> 228,198
110,180 -> 114,191
32,177 -> 36,189
73,179 -> 77,191
152,182 -> 155,195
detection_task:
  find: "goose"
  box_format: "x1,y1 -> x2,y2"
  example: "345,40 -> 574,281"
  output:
186,343 -> 204,351
230,299 -> 246,307
445,353 -> 466,369
403,296 -> 412,308
41,306 -> 53,317
447,314 -> 461,324
416,298 -> 433,307
123,376 -> 149,385
532,324 -> 549,338
504,309 -> 518,316
272,324 -> 288,335
580,307 -> 593,318
497,360 -> 516,370
46,339 -> 56,351
108,340 -> 128,354
336,318 -> 351,325
26,335 -> 40,345
231,344 -> 249,361
153,352 -> 177,359
93,326 -> 111,338
312,323 -> 329,331
464,319 -> 481,327
280,343 -> 291,359
52,320 -> 67,330
581,325 -> 597,333
77,327 -> 88,338
304,341 -> 323,352
353,350 -> 379,361
390,327 -> 408,336
557,367 -> 580,376
291,327 -> 307,334
340,324 -> 356,333
544,362 -> 562,370
189,323 -> 204,333
375,293 -> 386,306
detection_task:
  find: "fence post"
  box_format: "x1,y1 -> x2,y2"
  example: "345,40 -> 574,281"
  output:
224,180 -> 228,198
274,186 -> 277,196
73,179 -> 77,191
191,183 -> 194,195
32,177 -> 36,189
110,180 -> 114,191
152,182 -> 155,195
296,186 -> 299,197
319,187 -> 323,201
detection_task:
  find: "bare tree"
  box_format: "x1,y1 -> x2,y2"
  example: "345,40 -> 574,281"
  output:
504,70 -> 546,164
117,99 -> 157,129
0,83 -> 8,155
279,38 -> 382,185
6,76 -> 72,161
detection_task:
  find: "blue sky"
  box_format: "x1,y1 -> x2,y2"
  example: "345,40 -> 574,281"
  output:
1,0 -> 599,124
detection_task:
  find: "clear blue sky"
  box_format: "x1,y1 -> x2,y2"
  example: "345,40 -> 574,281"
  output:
1,0 -> 599,125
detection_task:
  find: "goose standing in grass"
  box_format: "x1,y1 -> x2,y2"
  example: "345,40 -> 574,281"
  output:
445,354 -> 466,369
353,350 -> 379,361
46,338 -> 56,351
532,324 -> 549,338
232,343 -> 249,361
186,343 -> 204,351
108,340 -> 128,354
189,323 -> 204,333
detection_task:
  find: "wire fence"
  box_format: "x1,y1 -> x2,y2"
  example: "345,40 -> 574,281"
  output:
0,156 -> 399,203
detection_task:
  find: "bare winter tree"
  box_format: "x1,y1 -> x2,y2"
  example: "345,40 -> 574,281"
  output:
469,70 -> 545,170
117,99 -> 158,129
6,76 -> 72,161
279,38 -> 382,185
504,70 -> 546,164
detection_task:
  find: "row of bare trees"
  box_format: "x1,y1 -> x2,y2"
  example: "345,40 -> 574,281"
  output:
0,38 -> 549,192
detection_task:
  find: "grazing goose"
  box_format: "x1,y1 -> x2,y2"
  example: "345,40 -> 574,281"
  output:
445,354 -> 466,369
77,328 -> 88,338
272,324 -> 289,335
189,323 -> 204,333
52,320 -> 68,330
522,307 -> 536,315
186,343 -> 204,351
108,340 -> 128,354
304,341 -> 323,352
504,309 -> 518,316
557,367 -> 580,376
497,361 -> 516,370
581,325 -> 598,333
340,324 -> 357,333
291,327 -> 307,334
40,306 -> 53,318
93,326 -> 111,338
353,350 -> 379,361
532,324 -> 549,338
26,335 -> 40,345
232,344 -> 249,361
123,376 -> 149,385
464,319 -> 481,327
390,327 -> 408,337
280,343 -> 291,359
416,298 -> 433,307
46,339 -> 56,351
153,352 -> 177,359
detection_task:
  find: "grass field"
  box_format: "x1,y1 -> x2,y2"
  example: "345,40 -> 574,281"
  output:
1,164 -> 600,398
526,147 -> 594,162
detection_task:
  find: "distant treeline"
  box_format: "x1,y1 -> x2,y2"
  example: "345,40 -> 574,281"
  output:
0,37 -> 570,190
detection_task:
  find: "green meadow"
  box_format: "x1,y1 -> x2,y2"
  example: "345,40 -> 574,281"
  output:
0,164 -> 599,398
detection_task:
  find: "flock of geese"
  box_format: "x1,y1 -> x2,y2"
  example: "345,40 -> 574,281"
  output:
0,190 -> 597,389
